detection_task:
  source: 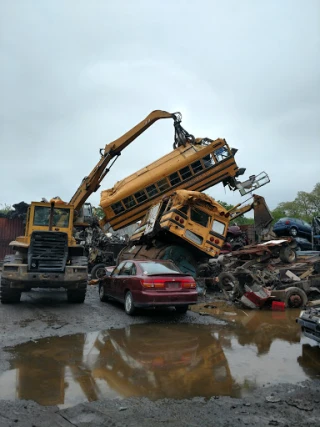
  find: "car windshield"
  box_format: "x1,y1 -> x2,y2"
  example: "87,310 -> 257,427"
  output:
138,261 -> 182,275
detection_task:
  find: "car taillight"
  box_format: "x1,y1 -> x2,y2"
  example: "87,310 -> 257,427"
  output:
285,220 -> 290,225
182,281 -> 196,289
141,280 -> 165,289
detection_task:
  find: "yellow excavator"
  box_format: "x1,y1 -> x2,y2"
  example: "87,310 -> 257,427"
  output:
1,110 -> 267,303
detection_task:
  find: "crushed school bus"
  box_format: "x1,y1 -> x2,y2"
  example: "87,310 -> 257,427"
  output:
100,138 -> 269,231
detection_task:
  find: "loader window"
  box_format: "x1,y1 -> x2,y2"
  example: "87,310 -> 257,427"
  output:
33,206 -> 70,227
190,209 -> 210,227
34,206 -> 51,226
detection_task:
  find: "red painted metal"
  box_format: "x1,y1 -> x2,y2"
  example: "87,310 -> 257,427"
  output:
0,218 -> 25,261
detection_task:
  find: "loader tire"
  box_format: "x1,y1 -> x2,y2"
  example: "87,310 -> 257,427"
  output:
67,280 -> 87,303
0,278 -> 21,304
284,287 -> 308,308
279,246 -> 297,263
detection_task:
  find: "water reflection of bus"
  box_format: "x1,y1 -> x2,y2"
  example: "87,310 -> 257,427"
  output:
0,324 -> 238,405
92,324 -> 238,399
100,139 -> 247,230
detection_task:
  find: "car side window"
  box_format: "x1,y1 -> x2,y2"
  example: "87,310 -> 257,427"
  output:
112,262 -> 126,276
119,262 -> 136,276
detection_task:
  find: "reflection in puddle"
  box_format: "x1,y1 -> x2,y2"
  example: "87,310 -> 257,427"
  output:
0,307 -> 319,407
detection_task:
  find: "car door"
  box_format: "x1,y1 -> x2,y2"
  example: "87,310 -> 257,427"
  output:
105,261 -> 126,298
115,262 -> 137,301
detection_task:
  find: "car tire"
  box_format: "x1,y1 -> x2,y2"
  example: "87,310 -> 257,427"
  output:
218,272 -> 237,291
279,246 -> 297,263
175,305 -> 189,314
284,287 -> 308,308
91,263 -> 107,280
99,284 -> 108,302
124,291 -> 136,315
289,227 -> 298,237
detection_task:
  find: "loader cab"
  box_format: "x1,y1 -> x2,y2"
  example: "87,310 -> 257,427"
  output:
26,202 -> 74,243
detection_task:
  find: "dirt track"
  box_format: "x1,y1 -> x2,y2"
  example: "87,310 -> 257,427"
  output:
0,284 -> 319,426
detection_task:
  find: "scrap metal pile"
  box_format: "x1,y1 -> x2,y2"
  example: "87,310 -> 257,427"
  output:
201,239 -> 320,310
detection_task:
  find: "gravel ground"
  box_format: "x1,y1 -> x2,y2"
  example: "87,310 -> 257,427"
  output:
0,284 -> 319,426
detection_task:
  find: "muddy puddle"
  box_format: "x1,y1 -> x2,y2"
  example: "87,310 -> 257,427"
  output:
0,305 -> 319,408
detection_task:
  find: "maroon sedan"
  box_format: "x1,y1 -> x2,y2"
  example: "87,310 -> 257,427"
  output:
98,259 -> 198,315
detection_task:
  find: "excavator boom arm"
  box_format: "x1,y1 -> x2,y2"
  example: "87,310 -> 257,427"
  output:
69,110 -> 185,213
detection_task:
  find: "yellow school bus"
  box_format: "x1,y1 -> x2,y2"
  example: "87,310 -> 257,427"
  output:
100,138 -> 245,230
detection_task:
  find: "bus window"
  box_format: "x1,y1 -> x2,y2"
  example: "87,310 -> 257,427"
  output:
112,202 -> 125,215
169,172 -> 181,186
191,160 -> 203,174
179,166 -> 192,180
212,219 -> 226,235
203,154 -> 214,168
191,209 -> 210,227
146,184 -> 158,198
123,195 -> 136,209
157,178 -> 170,193
179,206 -> 188,215
135,190 -> 148,204
214,146 -> 230,162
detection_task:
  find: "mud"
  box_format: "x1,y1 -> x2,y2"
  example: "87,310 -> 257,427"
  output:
0,284 -> 320,426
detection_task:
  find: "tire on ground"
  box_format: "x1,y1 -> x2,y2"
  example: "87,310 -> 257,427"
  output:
91,263 -> 107,280
284,286 -> 308,308
0,278 -> 21,304
124,291 -> 136,315
67,281 -> 87,303
279,245 -> 297,263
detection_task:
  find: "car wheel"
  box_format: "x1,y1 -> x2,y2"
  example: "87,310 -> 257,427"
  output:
175,305 -> 189,314
289,227 -> 298,237
99,284 -> 108,302
124,291 -> 136,315
91,263 -> 107,280
279,245 -> 297,263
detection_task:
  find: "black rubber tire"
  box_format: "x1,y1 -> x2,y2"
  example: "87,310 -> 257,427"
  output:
175,305 -> 189,314
124,291 -> 136,315
279,246 -> 297,263
91,263 -> 107,280
284,287 -> 308,308
218,272 -> 237,291
99,284 -> 108,302
289,227 -> 298,237
67,282 -> 87,303
0,278 -> 21,304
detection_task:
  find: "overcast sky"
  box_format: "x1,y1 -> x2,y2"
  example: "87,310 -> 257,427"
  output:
1,0 -> 319,214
